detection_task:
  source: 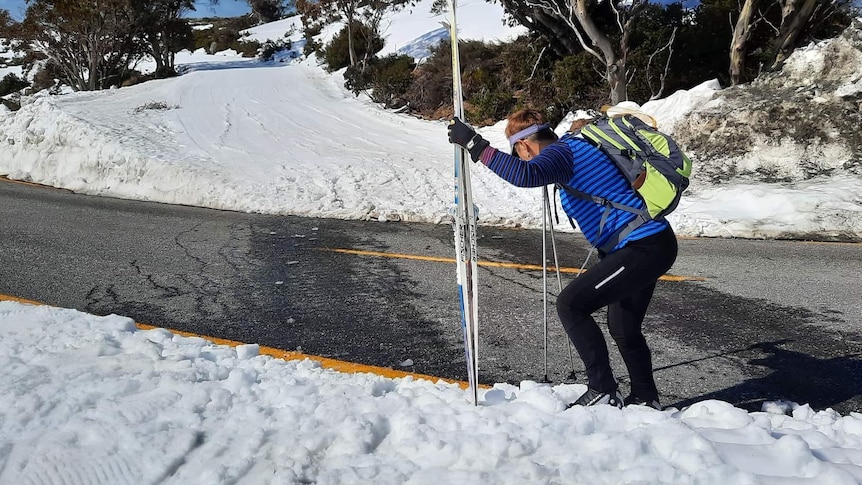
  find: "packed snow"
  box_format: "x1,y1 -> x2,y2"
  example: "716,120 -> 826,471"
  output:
1,301 -> 861,484
2,14 -> 860,239
1,2 -> 861,483
0,38 -> 23,80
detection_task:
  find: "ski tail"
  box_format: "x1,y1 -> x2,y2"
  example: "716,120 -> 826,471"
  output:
446,0 -> 480,406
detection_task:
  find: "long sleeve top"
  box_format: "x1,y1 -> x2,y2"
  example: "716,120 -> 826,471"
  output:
477,133 -> 668,253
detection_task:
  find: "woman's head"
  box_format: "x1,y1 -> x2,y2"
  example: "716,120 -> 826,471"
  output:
506,109 -> 558,160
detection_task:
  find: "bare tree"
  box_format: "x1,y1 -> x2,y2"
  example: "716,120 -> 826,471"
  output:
355,0 -> 409,70
729,0 -> 760,85
302,0 -> 407,69
0,9 -> 12,36
729,0 -> 852,84
646,27 -> 677,100
136,0 -> 195,77
21,0 -> 142,91
335,0 -> 361,66
500,0 -> 655,104
770,0 -> 819,69
248,0 -> 289,24
208,0 -> 290,25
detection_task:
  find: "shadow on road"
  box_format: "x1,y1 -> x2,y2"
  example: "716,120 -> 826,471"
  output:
668,339 -> 862,413
652,280 -> 862,415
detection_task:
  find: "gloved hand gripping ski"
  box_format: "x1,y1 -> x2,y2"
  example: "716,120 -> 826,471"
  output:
448,118 -> 490,162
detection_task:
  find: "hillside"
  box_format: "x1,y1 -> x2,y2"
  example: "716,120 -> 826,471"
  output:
0,8 -> 861,241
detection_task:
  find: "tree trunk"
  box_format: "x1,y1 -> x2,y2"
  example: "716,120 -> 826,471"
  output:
573,0 -> 625,104
151,33 -> 167,76
87,42 -> 99,91
771,0 -> 818,70
347,20 -> 357,67
730,0 -> 759,85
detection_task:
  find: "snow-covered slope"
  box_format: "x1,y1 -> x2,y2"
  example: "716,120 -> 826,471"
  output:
0,53 -> 544,225
0,2 -> 861,240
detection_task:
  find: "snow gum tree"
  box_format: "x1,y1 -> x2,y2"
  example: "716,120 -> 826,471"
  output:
20,0 -> 199,91
500,0 -> 665,105
209,0 -> 292,24
135,0 -> 196,78
729,0 -> 854,85
21,0 -> 142,91
298,0 -> 409,69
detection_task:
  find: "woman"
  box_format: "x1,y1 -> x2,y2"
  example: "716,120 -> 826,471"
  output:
447,109 -> 677,409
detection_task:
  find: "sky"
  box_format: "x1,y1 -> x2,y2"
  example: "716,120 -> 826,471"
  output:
1,2 -> 862,483
188,0 -> 252,19
0,0 -> 251,20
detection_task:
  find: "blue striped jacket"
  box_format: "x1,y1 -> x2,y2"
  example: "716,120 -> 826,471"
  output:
478,133 -> 668,253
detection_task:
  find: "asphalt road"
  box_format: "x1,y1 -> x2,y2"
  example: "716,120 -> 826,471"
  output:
1,179 -> 861,414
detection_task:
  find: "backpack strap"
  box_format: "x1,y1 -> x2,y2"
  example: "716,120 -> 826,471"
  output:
557,183 -> 647,218
557,182 -> 652,254
597,214 -> 650,254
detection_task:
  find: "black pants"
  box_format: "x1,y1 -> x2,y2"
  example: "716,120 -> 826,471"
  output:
556,226 -> 678,400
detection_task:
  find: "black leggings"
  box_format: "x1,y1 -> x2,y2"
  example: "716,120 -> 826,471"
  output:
557,226 -> 678,400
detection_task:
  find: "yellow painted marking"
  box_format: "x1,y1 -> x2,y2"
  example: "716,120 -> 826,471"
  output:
0,294 -> 481,390
800,240 -> 862,247
0,295 -> 43,305
325,248 -> 706,282
0,175 -> 66,190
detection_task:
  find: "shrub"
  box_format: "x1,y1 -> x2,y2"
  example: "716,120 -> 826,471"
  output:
133,101 -> 180,113
403,42 -> 453,118
1,97 -> 20,111
0,73 -> 28,97
322,21 -> 383,72
404,38 -> 539,123
120,70 -> 155,88
302,21 -> 323,57
221,15 -> 258,33
405,36 -> 604,126
192,27 -> 215,51
31,60 -> 61,92
232,38 -> 262,57
345,54 -> 415,108
191,17 -> 261,57
258,37 -> 293,62
549,53 -> 606,113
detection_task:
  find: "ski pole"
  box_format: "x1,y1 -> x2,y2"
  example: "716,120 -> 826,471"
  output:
541,188 -> 550,383
545,186 -> 578,380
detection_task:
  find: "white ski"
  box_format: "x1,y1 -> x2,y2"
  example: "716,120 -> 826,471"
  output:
445,0 -> 480,406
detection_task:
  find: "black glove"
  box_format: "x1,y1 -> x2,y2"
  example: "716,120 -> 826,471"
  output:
448,118 -> 490,162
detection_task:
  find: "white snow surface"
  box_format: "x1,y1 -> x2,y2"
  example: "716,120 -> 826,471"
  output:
1,2 -> 861,239
0,38 -> 24,81
1,3 -> 862,482
1,301 -> 861,484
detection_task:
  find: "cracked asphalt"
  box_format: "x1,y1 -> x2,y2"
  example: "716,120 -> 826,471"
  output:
2,180 -> 861,414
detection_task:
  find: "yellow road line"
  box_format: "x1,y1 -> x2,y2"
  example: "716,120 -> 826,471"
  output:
800,240 -> 862,247
0,295 -> 43,305
325,248 -> 706,282
0,294 -> 478,390
678,235 -> 862,246
0,175 -> 66,190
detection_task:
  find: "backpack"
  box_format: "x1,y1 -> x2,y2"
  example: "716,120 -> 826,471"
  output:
560,114 -> 692,252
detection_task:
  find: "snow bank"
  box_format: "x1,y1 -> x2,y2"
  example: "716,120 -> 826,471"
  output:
2,300 -> 861,484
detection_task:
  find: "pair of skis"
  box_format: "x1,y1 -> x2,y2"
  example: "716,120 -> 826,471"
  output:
446,2 -> 573,404
445,0 -> 480,406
